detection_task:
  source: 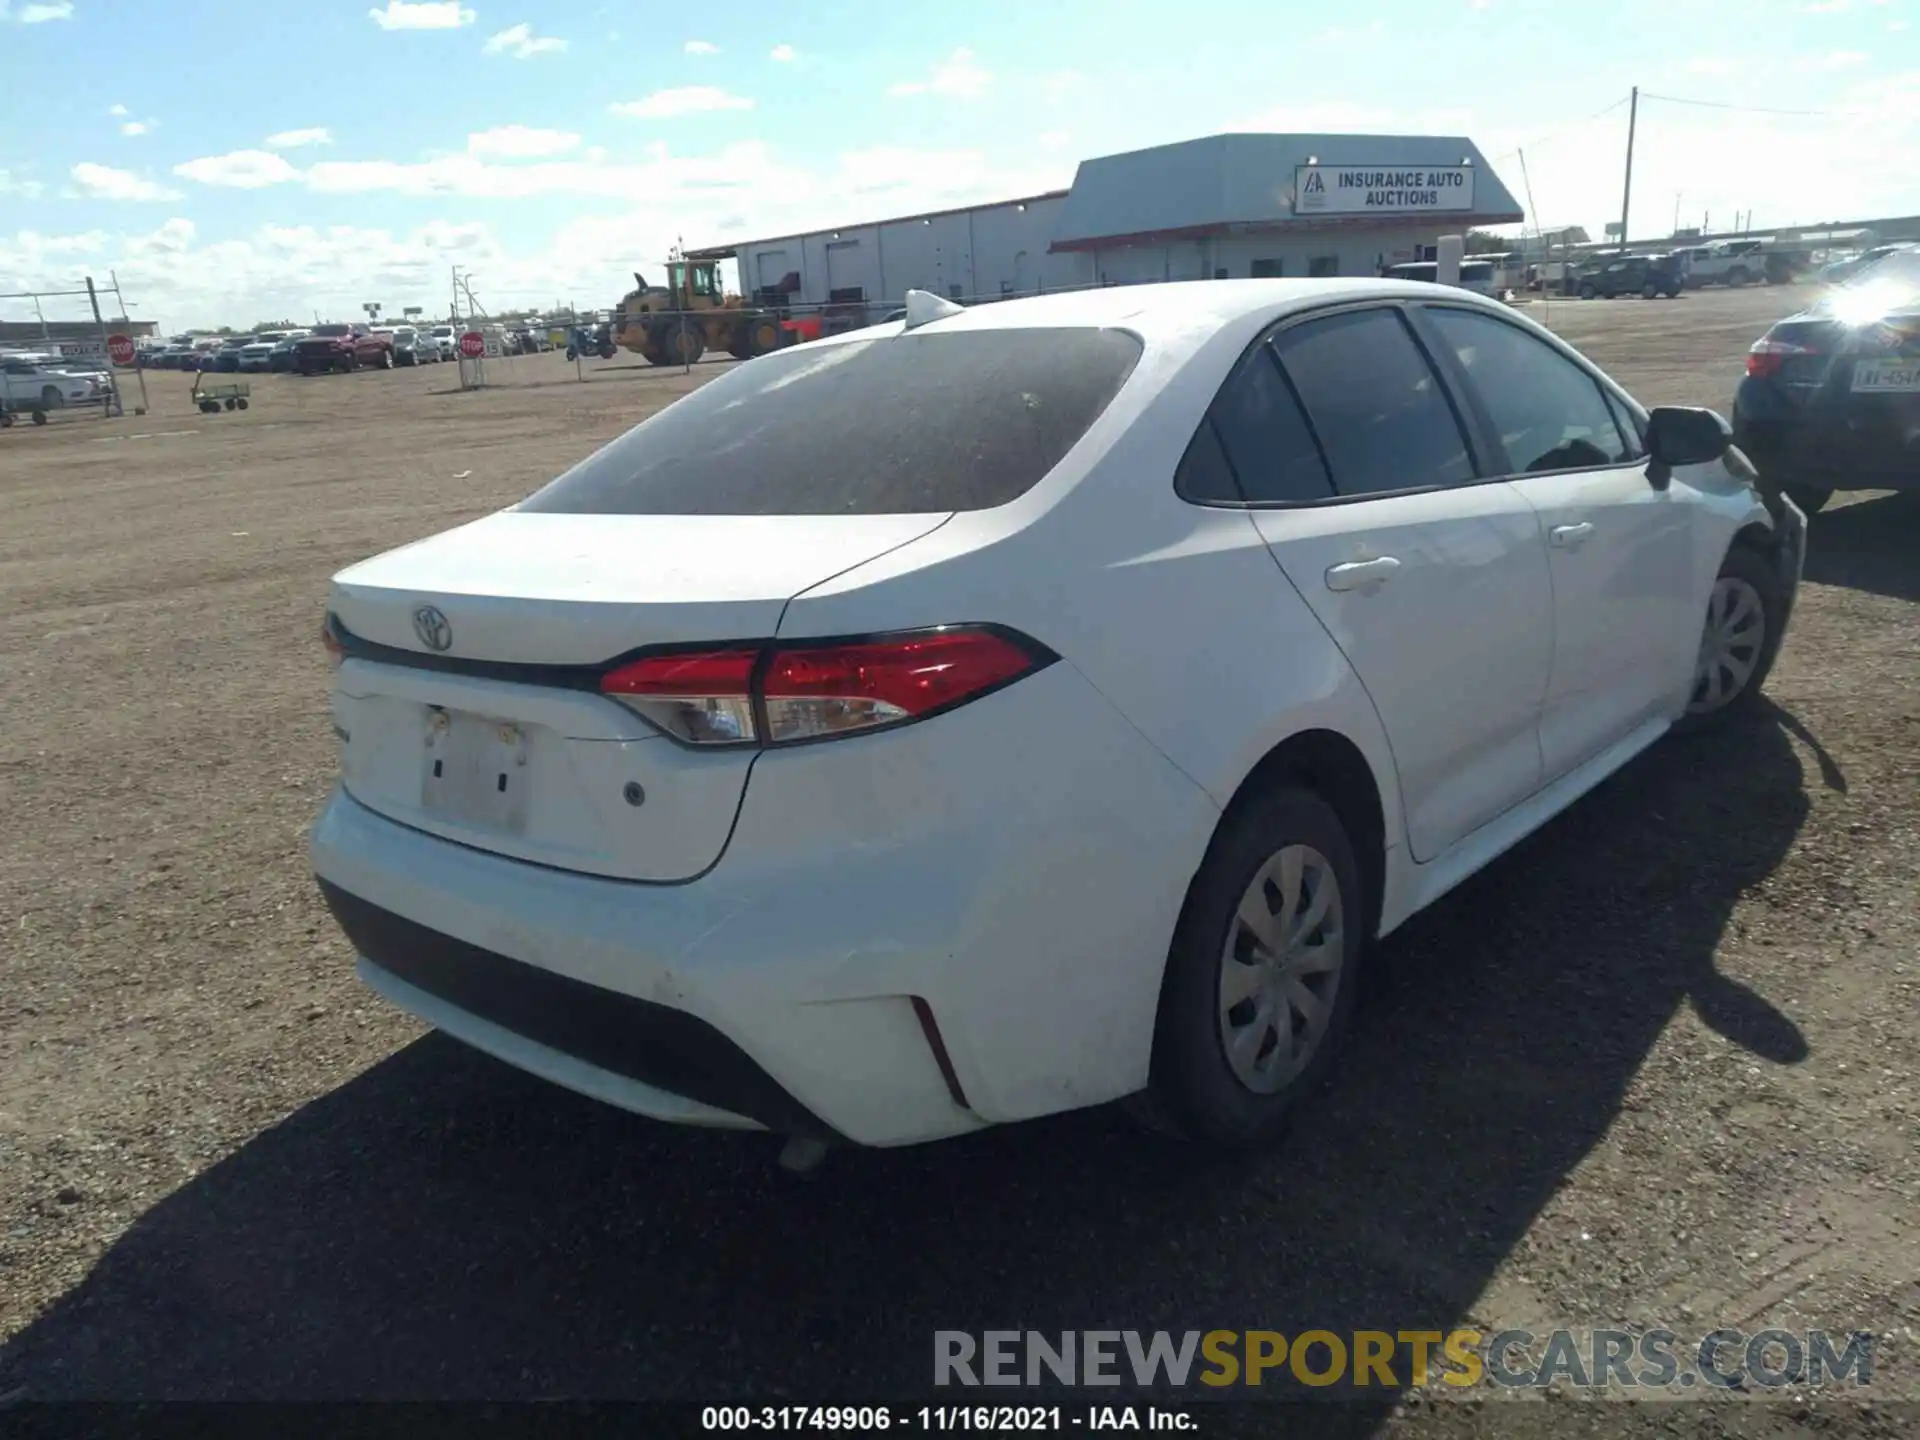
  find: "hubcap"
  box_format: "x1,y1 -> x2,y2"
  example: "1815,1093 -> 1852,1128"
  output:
1689,576 -> 1766,715
1217,845 -> 1346,1095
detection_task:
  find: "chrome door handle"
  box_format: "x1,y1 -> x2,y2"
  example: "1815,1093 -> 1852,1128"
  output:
1325,556 -> 1402,592
1550,521 -> 1596,549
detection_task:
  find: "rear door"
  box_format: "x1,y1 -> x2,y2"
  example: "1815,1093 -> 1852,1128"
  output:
1413,303 -> 1698,778
1235,304 -> 1555,862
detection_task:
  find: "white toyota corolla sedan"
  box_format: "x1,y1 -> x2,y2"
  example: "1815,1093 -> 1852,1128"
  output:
311,280 -> 1806,1157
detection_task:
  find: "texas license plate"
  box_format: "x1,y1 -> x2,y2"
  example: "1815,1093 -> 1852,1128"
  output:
1851,360 -> 1920,393
420,707 -> 530,834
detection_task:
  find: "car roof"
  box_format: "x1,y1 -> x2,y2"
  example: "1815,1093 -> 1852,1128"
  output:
884,278 -> 1512,344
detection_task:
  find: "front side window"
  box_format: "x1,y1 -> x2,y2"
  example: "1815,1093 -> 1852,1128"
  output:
1272,308 -> 1474,497
1424,307 -> 1632,474
520,327 -> 1143,515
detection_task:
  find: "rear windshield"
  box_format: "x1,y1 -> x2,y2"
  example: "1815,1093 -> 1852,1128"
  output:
311,325 -> 352,337
519,327 -> 1144,515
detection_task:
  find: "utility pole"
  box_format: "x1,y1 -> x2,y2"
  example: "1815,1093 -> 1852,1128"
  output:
1618,85 -> 1638,255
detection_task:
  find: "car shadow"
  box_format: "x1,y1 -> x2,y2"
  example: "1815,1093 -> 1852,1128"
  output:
1802,490 -> 1920,603
0,707 -> 1817,1431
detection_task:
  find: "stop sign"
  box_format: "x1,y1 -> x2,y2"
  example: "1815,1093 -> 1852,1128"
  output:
106,333 -> 137,367
458,331 -> 485,359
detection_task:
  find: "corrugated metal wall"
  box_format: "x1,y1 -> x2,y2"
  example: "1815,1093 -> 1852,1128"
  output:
731,197 -> 1092,307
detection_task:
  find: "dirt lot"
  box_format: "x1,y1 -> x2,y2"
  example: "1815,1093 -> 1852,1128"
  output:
1,290 -> 1916,1431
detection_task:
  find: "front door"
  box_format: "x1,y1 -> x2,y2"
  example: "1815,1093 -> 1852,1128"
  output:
1244,305 -> 1555,862
1415,303 -> 1698,779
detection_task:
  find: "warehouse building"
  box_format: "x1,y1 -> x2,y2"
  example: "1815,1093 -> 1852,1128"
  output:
690,132 -> 1524,309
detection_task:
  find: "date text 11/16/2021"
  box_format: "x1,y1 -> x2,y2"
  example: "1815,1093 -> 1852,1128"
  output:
701,1405 -> 1196,1431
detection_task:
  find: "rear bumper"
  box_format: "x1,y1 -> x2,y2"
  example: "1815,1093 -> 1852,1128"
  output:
1734,385 -> 1920,491
310,661 -> 1220,1146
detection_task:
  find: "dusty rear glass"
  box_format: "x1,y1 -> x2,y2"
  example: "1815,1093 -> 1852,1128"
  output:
518,327 -> 1144,515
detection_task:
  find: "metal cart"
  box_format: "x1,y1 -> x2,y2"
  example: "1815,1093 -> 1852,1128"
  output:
191,373 -> 250,414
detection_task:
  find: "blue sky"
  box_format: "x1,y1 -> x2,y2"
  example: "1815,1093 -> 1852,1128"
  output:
2,0 -> 1915,330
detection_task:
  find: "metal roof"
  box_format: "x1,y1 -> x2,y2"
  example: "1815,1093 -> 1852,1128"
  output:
685,190 -> 1071,261
1048,133 -> 1523,251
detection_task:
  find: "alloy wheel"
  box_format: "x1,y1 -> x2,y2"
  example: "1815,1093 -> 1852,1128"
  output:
1217,844 -> 1346,1095
1689,575 -> 1766,715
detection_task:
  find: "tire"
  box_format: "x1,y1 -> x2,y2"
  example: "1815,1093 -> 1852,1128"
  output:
32,409 -> 48,425
1783,484 -> 1831,516
40,385 -> 63,410
1579,282 -> 1597,300
224,398 -> 236,411
1143,785 -> 1367,1148
1675,543 -> 1787,734
236,397 -> 249,410
1728,267 -> 1750,287
379,350 -> 393,370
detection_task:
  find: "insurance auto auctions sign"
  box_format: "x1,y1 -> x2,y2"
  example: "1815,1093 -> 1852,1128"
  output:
1294,164 -> 1476,214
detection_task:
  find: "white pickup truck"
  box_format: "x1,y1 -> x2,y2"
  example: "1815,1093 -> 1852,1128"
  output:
0,354 -> 108,416
1672,240 -> 1763,287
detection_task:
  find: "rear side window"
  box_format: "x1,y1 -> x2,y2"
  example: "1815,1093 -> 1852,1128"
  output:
519,328 -> 1143,515
1207,349 -> 1333,503
1424,307 -> 1633,473
1273,308 -> 1474,497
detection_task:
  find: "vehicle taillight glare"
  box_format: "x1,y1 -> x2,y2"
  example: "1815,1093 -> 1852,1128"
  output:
321,618 -> 344,667
1746,335 -> 1815,378
598,628 -> 1049,747
763,629 -> 1040,743
600,648 -> 759,745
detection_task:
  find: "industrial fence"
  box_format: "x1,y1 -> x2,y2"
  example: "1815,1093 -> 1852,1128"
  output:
0,274 -> 155,426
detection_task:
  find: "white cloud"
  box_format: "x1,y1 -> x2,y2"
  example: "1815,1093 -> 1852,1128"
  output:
1,141 -> 1075,332
2,1 -> 75,21
889,48 -> 991,99
367,0 -> 473,30
684,38 -> 718,54
466,124 -> 580,159
173,149 -> 302,188
1038,129 -> 1073,152
121,121 -> 149,137
0,169 -> 48,198
107,103 -> 129,117
264,127 -> 333,149
769,43 -> 796,62
1799,49 -> 1868,70
608,86 -> 754,118
68,163 -> 182,202
483,22 -> 566,58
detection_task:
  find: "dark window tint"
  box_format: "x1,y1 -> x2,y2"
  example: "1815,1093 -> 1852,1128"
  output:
1251,258 -> 1283,279
1174,420 -> 1240,503
519,328 -> 1143,515
1308,256 -> 1339,278
1273,309 -> 1474,496
1207,349 -> 1332,503
1425,307 -> 1631,473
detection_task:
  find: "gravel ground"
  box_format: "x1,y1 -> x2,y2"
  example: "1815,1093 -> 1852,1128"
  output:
0,291 -> 1915,1434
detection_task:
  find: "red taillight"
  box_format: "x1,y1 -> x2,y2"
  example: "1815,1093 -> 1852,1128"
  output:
1746,336 -> 1816,378
321,618 -> 344,667
763,629 -> 1041,743
598,628 -> 1048,747
599,648 -> 759,745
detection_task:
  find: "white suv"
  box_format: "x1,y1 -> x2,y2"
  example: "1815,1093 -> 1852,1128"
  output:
311,281 -> 1805,1156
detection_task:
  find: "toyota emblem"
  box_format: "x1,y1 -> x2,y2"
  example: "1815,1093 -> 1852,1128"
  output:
412,604 -> 453,652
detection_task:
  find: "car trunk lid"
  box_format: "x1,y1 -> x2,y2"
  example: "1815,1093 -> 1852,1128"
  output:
327,509 -> 949,881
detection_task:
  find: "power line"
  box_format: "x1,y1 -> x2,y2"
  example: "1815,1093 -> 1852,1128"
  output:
1638,90 -> 1832,118
1490,94 -> 1632,165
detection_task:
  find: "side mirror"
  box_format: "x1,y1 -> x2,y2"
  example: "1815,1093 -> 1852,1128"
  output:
1644,406 -> 1731,491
